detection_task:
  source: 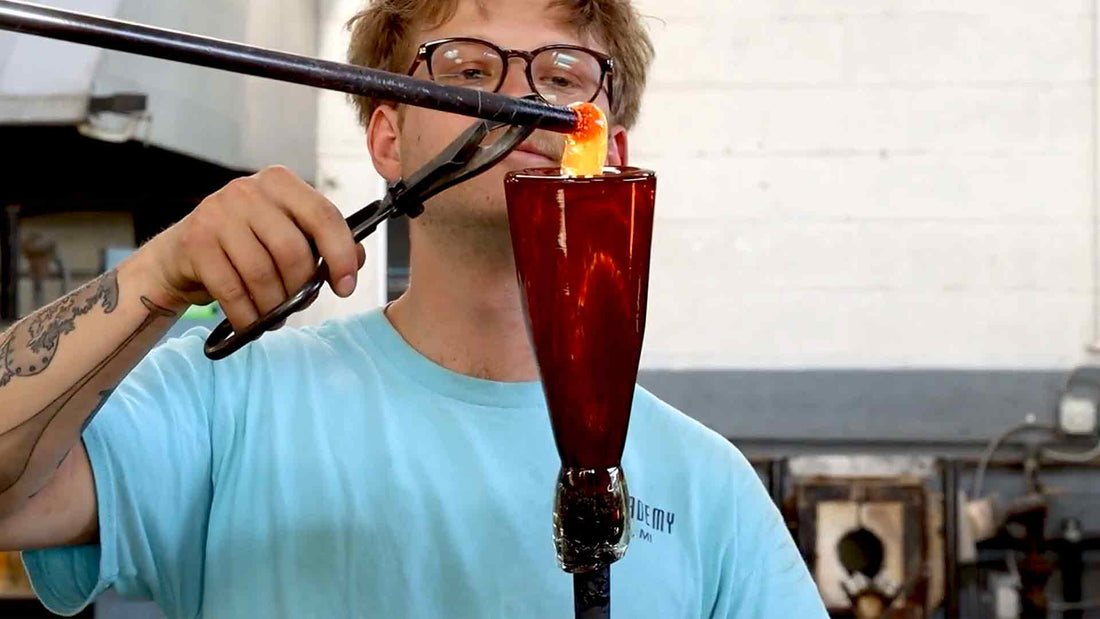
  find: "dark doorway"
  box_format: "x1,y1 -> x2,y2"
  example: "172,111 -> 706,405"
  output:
0,124 -> 252,321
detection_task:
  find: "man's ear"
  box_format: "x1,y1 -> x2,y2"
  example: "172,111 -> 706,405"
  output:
607,125 -> 628,167
367,105 -> 402,183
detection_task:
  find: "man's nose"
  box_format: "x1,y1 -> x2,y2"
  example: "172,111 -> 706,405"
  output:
498,57 -> 535,98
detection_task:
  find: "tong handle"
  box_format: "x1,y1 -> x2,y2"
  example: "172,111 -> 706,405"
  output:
203,199 -> 387,360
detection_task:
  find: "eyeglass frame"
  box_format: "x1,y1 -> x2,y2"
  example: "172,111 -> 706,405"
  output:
406,37 -> 615,110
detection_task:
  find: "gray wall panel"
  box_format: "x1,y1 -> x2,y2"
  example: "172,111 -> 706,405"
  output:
639,369 -> 1069,443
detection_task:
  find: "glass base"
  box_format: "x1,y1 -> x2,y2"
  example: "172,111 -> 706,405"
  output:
552,466 -> 630,573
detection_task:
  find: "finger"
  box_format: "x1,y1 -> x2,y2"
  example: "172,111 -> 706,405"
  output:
255,167 -> 358,297
248,204 -> 316,294
356,243 -> 367,269
217,222 -> 287,316
191,243 -> 258,330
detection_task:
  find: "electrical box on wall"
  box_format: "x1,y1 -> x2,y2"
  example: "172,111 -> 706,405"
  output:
1058,366 -> 1100,436
1059,395 -> 1098,436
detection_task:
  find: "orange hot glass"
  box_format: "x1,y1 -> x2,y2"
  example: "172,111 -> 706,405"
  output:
505,167 -> 656,573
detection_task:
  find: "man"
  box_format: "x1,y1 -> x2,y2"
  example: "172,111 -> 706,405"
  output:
0,0 -> 826,616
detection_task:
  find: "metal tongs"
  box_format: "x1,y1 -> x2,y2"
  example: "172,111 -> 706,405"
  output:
203,108 -> 538,360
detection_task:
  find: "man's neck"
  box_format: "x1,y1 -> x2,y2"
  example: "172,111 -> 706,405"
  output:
384,224 -> 539,382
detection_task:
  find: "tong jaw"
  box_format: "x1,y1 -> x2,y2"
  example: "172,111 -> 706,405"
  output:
388,116 -> 538,220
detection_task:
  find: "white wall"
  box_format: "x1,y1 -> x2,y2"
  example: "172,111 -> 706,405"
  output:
631,0 -> 1096,370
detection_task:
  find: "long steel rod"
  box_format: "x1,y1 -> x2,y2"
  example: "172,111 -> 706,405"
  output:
574,566 -> 610,618
0,0 -> 578,133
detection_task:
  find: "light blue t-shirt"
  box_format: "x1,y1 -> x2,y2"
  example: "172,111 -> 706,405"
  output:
23,307 -> 825,618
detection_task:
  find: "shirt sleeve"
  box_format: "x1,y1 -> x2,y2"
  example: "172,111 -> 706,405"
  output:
22,328 -> 229,617
710,449 -> 828,619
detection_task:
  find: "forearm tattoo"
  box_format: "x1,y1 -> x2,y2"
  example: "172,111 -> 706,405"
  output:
0,271 -> 176,498
1,270 -> 119,387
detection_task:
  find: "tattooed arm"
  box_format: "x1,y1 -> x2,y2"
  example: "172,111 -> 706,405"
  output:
0,255 -> 182,548
0,166 -> 362,551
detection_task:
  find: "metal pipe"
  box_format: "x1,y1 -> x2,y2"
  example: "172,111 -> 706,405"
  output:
767,458 -> 786,508
574,567 -> 610,619
0,0 -> 579,134
1060,518 -> 1084,619
942,460 -> 960,619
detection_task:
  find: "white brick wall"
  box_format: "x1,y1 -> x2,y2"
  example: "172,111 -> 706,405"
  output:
630,0 -> 1097,369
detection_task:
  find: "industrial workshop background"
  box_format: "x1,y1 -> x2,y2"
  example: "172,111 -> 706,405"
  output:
2,0 -> 1100,618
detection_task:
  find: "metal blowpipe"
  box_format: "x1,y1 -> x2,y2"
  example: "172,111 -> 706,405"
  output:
0,0 -> 580,133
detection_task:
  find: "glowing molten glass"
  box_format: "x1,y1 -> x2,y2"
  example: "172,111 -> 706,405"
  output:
505,166 -> 656,573
560,102 -> 608,177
